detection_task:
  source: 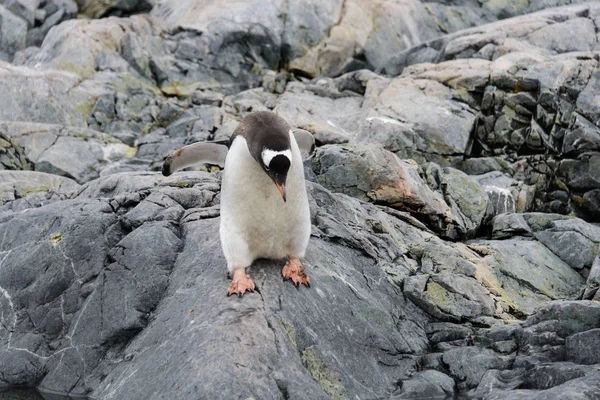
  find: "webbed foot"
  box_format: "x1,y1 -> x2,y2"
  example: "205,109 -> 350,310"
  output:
227,269 -> 255,297
282,257 -> 310,287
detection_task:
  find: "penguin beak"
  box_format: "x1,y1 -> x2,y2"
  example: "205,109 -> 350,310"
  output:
275,182 -> 287,202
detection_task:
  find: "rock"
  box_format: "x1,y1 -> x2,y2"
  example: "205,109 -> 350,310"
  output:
582,253 -> 600,300
77,0 -> 153,18
1,123 -> 136,184
26,2 -> 77,48
404,272 -> 495,322
392,370 -> 456,399
0,5 -> 27,57
27,15 -> 165,81
307,145 -> 489,239
478,363 -> 600,400
566,329 -> 600,365
1,172 -> 440,398
520,301 -> 600,346
11,45 -> 38,65
422,163 -> 489,238
3,0 -> 40,28
426,322 -> 470,345
557,155 -> 600,191
0,170 -> 81,212
383,4 -> 600,74
275,80 -> 364,145
1,2 -> 599,399
357,76 -> 477,165
470,238 -> 584,316
491,213 -> 600,271
0,63 -> 88,126
442,346 -> 513,388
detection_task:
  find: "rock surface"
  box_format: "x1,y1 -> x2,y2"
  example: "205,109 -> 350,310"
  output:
0,1 -> 599,400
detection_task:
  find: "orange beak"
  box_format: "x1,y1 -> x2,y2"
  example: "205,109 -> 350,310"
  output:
275,183 -> 286,202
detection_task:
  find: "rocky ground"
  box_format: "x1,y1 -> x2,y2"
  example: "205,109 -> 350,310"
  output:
0,1 -> 599,399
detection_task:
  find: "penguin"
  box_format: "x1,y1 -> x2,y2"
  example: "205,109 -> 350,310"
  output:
162,111 -> 315,296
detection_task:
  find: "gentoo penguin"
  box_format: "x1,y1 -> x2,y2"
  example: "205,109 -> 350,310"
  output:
162,111 -> 315,296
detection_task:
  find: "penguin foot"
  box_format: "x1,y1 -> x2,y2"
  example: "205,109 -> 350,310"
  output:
227,269 -> 255,297
282,258 -> 310,287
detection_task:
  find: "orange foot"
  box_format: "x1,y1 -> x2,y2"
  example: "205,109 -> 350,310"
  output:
227,269 -> 255,297
282,258 -> 310,287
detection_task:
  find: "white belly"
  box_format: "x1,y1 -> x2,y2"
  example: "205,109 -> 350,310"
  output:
219,136 -> 310,271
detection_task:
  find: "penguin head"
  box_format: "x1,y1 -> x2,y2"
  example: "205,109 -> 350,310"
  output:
260,148 -> 291,202
233,111 -> 295,203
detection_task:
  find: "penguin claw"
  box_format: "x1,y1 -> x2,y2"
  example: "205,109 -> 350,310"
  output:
227,273 -> 255,297
282,258 -> 311,287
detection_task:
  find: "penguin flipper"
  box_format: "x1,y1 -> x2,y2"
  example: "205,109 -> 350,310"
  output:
162,142 -> 229,176
292,129 -> 315,159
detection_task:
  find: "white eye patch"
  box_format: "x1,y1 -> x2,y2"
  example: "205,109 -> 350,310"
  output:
262,148 -> 292,169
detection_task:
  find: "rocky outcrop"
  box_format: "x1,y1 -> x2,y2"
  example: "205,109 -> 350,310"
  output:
0,171 -> 598,399
0,1 -> 599,399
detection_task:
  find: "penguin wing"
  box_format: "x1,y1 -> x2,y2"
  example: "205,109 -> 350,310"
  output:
292,129 -> 315,158
162,142 -> 229,176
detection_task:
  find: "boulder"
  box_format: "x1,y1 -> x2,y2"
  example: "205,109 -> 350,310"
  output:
0,5 -> 27,57
0,62 -> 87,126
566,329 -> 600,365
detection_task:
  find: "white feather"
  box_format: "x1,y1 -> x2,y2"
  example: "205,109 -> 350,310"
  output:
220,135 -> 310,273
261,148 -> 292,168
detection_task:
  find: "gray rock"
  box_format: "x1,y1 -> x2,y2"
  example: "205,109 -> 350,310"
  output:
583,253 -> 600,300
566,329 -> 600,365
358,76 -> 477,164
423,163 -> 489,238
77,0 -> 153,18
275,80 -> 364,145
477,363 -> 600,400
521,301 -> 600,344
491,213 -> 600,271
11,45 -> 38,65
557,155 -> 600,191
0,5 -> 27,57
3,0 -> 40,28
0,170 -> 80,209
0,63 -> 88,126
469,239 -> 584,316
404,273 -> 495,322
26,16 -> 165,81
442,346 -> 512,388
392,370 -> 456,399
1,123 -> 137,184
1,173 -> 440,398
307,145 -> 489,239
